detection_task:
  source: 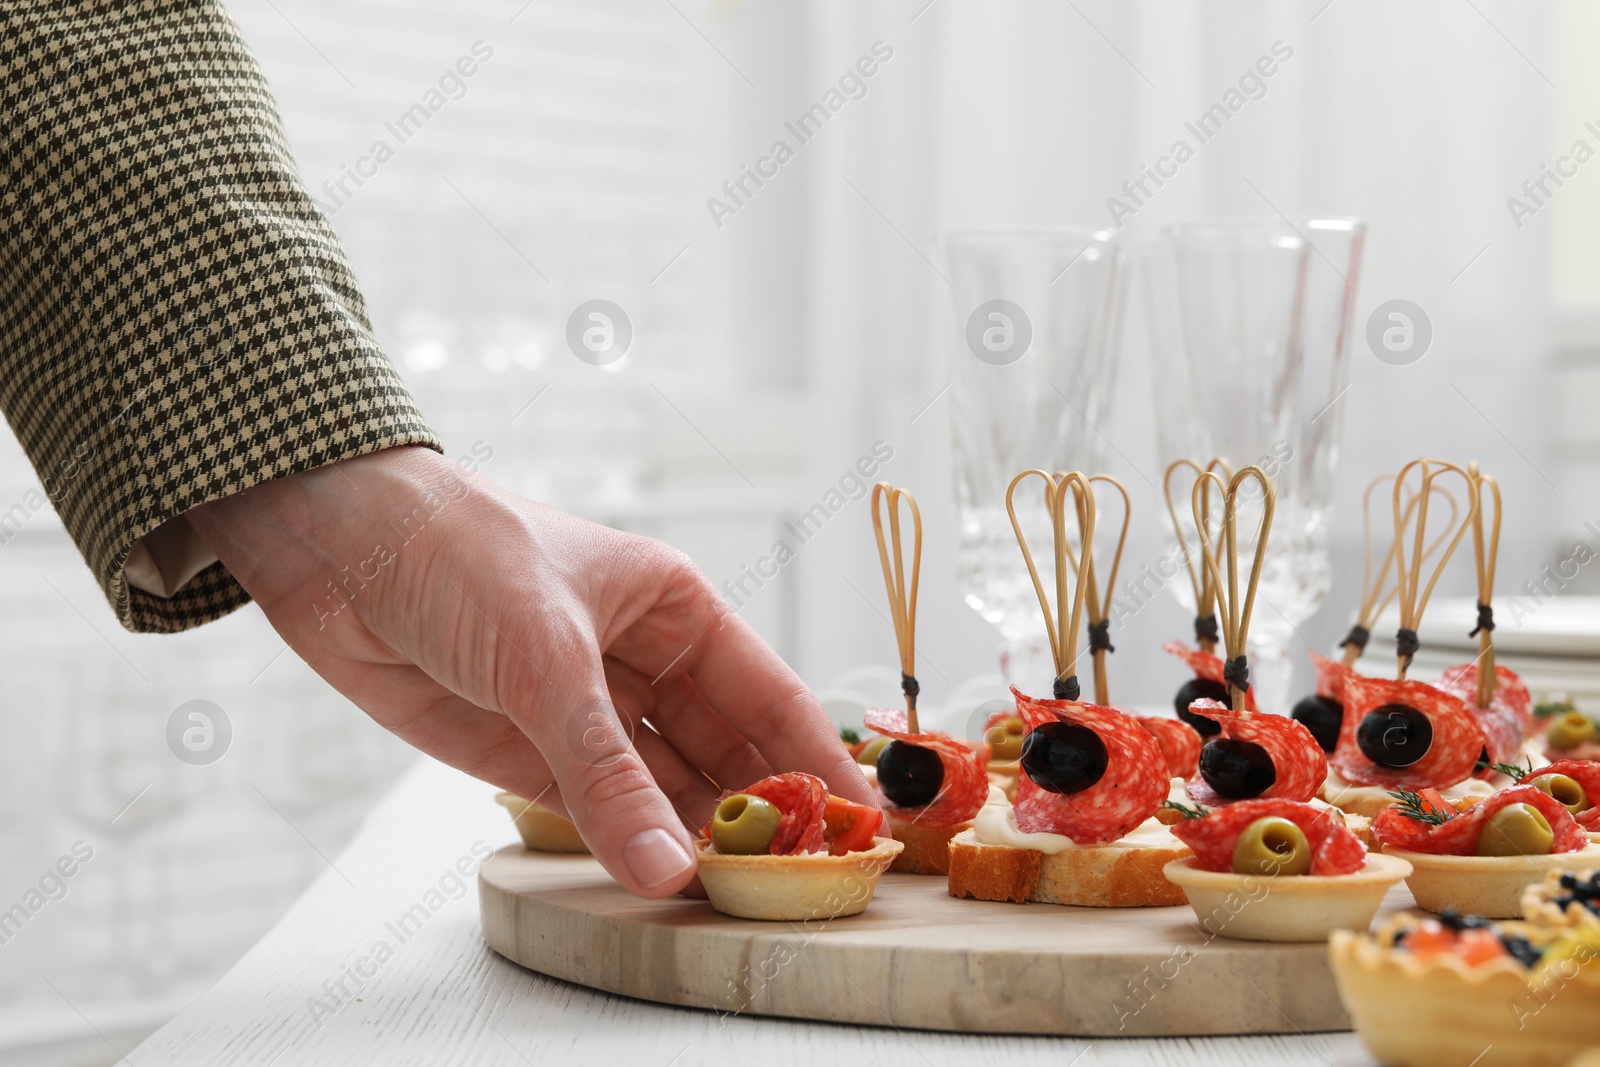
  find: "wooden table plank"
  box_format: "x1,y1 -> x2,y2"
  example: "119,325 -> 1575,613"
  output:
131,759 -> 1381,1066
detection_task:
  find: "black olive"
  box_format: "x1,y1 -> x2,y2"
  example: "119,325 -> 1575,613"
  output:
1020,721 -> 1108,795
1291,694 -> 1344,753
1174,677 -> 1230,737
1356,704 -> 1433,768
876,740 -> 944,806
1198,738 -> 1277,799
1499,933 -> 1542,969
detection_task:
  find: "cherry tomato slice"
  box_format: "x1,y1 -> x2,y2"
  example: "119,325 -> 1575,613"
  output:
823,795 -> 882,856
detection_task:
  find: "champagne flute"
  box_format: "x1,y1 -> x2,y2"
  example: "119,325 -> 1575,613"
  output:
936,228 -> 1128,691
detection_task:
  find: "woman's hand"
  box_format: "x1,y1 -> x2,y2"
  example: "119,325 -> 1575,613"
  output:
187,446 -> 875,897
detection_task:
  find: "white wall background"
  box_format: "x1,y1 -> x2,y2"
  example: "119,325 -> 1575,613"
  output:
3,0 -> 1596,1061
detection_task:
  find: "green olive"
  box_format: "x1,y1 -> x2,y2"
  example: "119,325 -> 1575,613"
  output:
1528,773 -> 1590,815
856,736 -> 891,766
1476,803 -> 1555,857
985,717 -> 1026,762
1231,816 -> 1312,877
1547,712 -> 1599,751
709,793 -> 781,855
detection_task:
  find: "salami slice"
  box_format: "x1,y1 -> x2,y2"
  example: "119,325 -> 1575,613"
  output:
1011,686 -> 1167,845
1433,664 -> 1534,769
1183,699 -> 1327,806
1330,673 -> 1487,790
1164,642 -> 1259,712
1136,715 -> 1202,779
743,772 -> 828,855
1371,784 -> 1591,856
1309,650 -> 1352,703
863,707 -> 987,827
1518,759 -> 1600,832
1169,798 -> 1368,875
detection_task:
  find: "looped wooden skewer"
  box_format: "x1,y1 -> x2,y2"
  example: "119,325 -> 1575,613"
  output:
1163,457 -> 1232,654
1192,466 -> 1275,711
1391,459 -> 1479,681
1342,476 -> 1461,668
1466,462 -> 1502,707
1006,469 -> 1096,701
1060,474 -> 1130,705
870,482 -> 923,733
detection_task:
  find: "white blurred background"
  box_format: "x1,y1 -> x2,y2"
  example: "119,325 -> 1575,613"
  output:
4,0 -> 1599,1061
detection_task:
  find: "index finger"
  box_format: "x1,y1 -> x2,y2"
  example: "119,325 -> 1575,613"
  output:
683,610 -> 879,810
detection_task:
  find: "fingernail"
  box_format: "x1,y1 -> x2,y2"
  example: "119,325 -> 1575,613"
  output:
623,828 -> 693,889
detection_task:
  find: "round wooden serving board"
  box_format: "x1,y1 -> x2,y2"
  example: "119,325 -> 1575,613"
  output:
479,845 -> 1416,1037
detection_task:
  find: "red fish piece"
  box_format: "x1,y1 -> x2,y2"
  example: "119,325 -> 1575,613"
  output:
1011,687 -> 1167,845
1169,798 -> 1368,875
1183,699 -> 1327,806
1372,784 -> 1591,856
863,707 -> 988,827
1433,664 -> 1534,770
1331,673 -> 1487,790
1136,715 -> 1202,779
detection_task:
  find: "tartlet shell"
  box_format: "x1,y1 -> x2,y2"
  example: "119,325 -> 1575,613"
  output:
1387,843 -> 1600,919
1520,865 -> 1600,931
694,837 -> 903,921
1162,852 -> 1411,942
495,791 -> 589,854
1329,928 -> 1600,1067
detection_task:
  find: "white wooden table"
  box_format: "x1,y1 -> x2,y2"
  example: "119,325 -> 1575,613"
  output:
132,758 -> 1383,1066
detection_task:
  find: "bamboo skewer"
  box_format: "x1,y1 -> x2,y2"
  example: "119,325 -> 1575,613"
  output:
1163,457 -> 1232,655
1467,462 -> 1502,708
1059,474 -> 1130,706
1006,469 -> 1096,702
870,482 -> 923,733
1341,476 -> 1461,669
1192,467 -> 1275,712
1390,459 -> 1478,681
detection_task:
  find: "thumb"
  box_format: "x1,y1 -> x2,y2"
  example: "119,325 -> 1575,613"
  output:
530,678 -> 698,898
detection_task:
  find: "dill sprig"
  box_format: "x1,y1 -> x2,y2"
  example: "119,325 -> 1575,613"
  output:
1163,799 -> 1209,821
1476,754 -> 1534,780
1387,789 -> 1454,825
839,727 -> 862,746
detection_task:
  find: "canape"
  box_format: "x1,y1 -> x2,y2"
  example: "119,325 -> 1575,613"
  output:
1331,912 -> 1600,1067
695,772 -> 900,921
1373,783 -> 1600,918
859,707 -> 987,875
858,483 -> 986,874
946,688 -> 1189,908
1162,797 -> 1408,941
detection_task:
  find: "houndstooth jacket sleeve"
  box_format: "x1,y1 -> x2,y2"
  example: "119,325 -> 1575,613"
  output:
0,1 -> 441,633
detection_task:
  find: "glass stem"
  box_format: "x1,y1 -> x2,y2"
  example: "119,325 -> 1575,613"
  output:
1247,636 -> 1294,714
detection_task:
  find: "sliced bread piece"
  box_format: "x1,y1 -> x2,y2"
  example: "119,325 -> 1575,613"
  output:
946,828 -> 1189,907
